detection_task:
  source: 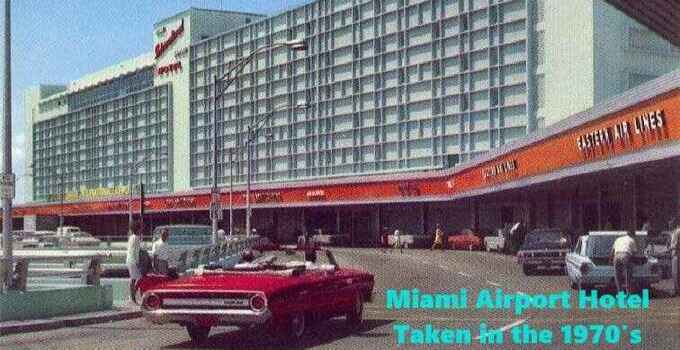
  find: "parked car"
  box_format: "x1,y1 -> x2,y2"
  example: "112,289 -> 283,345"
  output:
448,229 -> 484,250
485,223 -> 520,253
137,248 -> 374,344
645,231 -> 672,279
19,230 -> 59,248
517,228 -> 570,275
566,231 -> 663,290
57,226 -> 101,247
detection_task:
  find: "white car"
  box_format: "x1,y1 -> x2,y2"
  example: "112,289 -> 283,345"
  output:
565,231 -> 662,290
58,226 -> 101,247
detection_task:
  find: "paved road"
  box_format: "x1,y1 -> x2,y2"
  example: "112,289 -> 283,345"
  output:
2,248 -> 678,349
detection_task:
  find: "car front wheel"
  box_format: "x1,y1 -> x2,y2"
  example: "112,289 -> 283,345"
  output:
186,324 -> 211,344
346,292 -> 364,328
288,311 -> 306,342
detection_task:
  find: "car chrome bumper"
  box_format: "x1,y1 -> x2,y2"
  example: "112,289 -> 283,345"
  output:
143,308 -> 272,326
518,257 -> 565,266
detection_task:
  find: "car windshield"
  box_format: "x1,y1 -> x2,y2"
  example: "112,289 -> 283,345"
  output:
525,231 -> 563,244
206,248 -> 337,273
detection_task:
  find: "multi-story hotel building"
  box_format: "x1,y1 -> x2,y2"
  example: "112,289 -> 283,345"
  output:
21,2 -> 680,240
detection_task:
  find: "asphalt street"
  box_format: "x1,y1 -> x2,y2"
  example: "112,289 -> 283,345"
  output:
1,248 -> 678,349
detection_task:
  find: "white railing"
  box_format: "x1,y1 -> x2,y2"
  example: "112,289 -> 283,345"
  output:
0,235 -> 266,292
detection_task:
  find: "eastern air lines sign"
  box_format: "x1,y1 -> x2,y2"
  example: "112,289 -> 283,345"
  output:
576,109 -> 666,157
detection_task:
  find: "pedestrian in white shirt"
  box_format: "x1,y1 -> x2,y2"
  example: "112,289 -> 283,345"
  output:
393,229 -> 403,254
669,218 -> 680,296
151,228 -> 171,274
610,230 -> 638,294
126,221 -> 142,304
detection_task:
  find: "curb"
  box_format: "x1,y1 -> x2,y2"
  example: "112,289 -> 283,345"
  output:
0,308 -> 142,336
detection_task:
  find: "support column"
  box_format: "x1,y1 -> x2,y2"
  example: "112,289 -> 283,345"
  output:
420,203 -> 426,235
472,199 -> 479,231
597,181 -> 603,229
273,209 -> 279,241
350,209 -> 355,248
375,205 -> 382,239
547,190 -> 554,228
336,208 -> 341,236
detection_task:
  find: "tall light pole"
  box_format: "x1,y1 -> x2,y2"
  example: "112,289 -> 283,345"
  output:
244,103 -> 309,236
228,148 -> 233,236
2,0 -> 13,285
128,152 -> 167,233
59,170 -> 64,229
211,40 -> 307,241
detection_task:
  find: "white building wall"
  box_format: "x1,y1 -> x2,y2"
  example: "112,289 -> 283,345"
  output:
542,0 -> 595,127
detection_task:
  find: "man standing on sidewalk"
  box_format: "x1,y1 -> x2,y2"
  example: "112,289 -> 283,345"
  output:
670,218 -> 680,296
151,228 -> 171,275
126,221 -> 142,304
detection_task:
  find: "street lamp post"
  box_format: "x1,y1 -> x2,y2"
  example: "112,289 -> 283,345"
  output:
228,148 -> 233,236
2,0 -> 12,288
210,40 -> 307,239
244,103 -> 309,237
59,170 -> 64,229
128,152 -> 167,234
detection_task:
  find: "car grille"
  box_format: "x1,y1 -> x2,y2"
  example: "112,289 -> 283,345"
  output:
530,251 -> 564,258
156,292 -> 253,310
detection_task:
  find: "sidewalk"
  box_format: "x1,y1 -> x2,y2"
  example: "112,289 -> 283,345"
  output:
0,303 -> 142,336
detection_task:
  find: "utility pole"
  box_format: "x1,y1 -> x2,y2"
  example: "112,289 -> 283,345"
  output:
59,170 -> 64,228
229,148 -> 233,236
245,128 -> 252,237
210,74 -> 220,244
1,0 -> 13,287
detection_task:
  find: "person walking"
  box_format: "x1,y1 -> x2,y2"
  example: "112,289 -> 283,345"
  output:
151,228 -> 171,275
126,221 -> 142,304
431,224 -> 444,250
393,229 -> 403,254
610,230 -> 638,294
670,218 -> 680,296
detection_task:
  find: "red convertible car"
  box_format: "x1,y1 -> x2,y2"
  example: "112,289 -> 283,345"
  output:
137,248 -> 374,344
448,229 -> 484,250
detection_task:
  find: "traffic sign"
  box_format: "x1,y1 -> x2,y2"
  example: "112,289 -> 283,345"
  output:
209,202 -> 223,221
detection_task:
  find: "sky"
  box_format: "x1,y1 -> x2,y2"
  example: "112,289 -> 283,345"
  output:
0,0 -> 310,204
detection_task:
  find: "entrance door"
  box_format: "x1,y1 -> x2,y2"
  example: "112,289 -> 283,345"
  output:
352,210 -> 375,247
583,202 -> 599,231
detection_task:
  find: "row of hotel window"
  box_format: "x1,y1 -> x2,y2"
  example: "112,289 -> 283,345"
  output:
193,0 -> 526,54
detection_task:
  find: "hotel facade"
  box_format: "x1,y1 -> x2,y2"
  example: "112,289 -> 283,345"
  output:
20,1 -> 680,242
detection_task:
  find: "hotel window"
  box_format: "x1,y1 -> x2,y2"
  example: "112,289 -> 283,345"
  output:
627,73 -> 657,90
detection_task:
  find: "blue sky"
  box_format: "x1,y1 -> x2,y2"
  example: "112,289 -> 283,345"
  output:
0,1 -> 309,203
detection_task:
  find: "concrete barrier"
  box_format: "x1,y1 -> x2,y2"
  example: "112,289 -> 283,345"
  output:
0,285 -> 113,322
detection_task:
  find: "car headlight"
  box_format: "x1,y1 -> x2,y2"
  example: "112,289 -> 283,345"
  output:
249,294 -> 267,312
579,263 -> 592,275
143,293 -> 162,310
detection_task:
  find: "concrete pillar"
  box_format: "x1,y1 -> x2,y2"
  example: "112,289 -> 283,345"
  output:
375,205 -> 382,237
546,191 -> 553,228
420,203 -> 427,235
472,199 -> 479,231
621,176 -> 637,231
350,209 -> 355,247
597,181 -> 603,229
